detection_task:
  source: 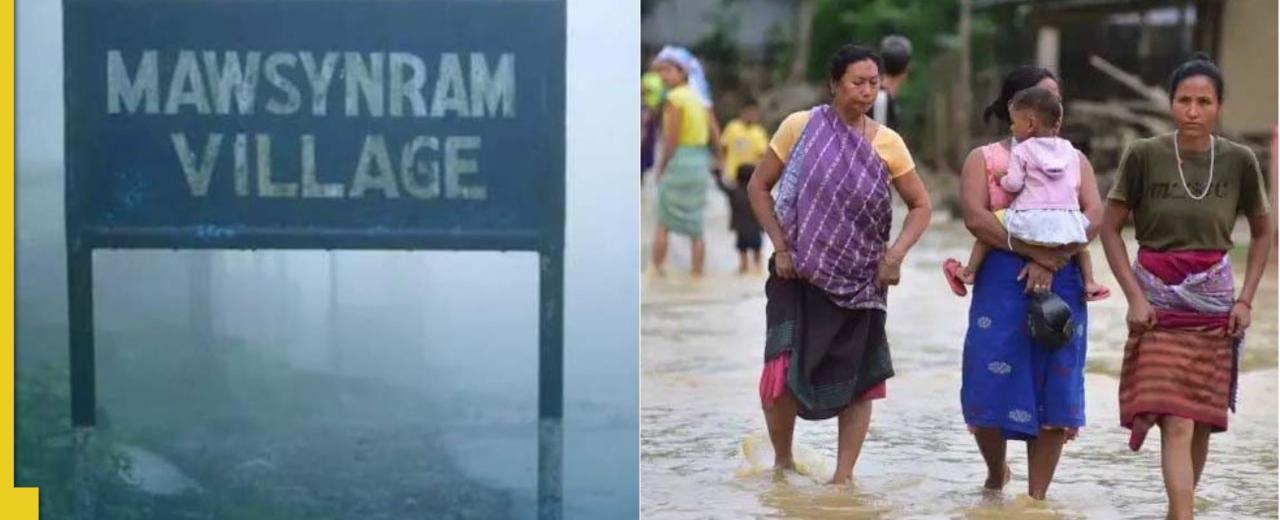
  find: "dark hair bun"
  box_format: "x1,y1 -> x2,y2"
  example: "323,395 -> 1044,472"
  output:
984,65 -> 1057,125
1187,52 -> 1213,64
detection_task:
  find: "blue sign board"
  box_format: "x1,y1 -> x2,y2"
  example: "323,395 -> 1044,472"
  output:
65,0 -> 565,251
62,1 -> 566,517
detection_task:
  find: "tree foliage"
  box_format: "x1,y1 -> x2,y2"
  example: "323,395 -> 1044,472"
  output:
806,0 -> 1023,152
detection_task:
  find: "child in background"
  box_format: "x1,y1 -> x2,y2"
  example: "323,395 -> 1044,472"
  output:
943,86 -> 1109,300
720,100 -> 769,185
715,164 -> 764,274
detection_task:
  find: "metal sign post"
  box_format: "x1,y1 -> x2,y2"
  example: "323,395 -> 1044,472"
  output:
61,0 -> 566,517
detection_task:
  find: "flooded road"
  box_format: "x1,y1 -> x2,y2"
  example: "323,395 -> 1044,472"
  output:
640,184 -> 1278,519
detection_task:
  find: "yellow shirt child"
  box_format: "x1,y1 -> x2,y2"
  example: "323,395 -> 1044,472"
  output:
721,116 -> 769,183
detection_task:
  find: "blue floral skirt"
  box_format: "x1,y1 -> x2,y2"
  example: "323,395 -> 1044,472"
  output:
960,249 -> 1088,440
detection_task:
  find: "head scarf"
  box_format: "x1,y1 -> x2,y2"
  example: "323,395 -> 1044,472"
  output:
652,45 -> 713,107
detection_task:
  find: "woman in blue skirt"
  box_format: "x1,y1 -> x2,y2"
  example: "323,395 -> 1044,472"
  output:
957,66 -> 1104,500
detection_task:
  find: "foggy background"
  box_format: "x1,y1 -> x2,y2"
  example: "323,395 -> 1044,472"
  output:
17,0 -> 638,517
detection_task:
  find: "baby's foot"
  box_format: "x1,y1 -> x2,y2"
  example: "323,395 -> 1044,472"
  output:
942,258 -> 968,297
1085,282 -> 1111,302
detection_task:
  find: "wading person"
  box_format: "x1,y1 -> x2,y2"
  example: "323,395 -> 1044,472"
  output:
749,44 -> 932,484
649,45 -> 721,277
957,66 -> 1104,500
1100,53 -> 1271,520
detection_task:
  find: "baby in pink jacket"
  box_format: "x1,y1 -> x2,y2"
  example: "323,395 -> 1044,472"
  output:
954,87 -> 1106,300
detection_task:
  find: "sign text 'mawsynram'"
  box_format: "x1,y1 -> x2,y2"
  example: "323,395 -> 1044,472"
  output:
107,50 -> 516,201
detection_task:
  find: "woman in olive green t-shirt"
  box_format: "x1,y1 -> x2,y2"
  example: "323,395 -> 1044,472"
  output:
1099,54 -> 1271,520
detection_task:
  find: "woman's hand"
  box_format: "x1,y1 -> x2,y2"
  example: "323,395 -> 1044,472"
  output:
876,250 -> 904,288
1017,262 -> 1054,294
1025,244 -> 1071,271
774,251 -> 798,279
1126,298 -> 1158,334
1228,301 -> 1252,338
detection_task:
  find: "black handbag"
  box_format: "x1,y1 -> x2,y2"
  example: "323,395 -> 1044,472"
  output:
1027,292 -> 1075,349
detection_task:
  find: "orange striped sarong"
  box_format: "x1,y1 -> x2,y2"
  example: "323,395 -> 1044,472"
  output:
1118,327 -> 1234,451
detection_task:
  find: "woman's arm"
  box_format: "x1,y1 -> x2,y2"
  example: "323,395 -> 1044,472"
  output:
747,149 -> 796,278
999,153 -> 1025,192
959,148 -> 1069,270
1230,212 -> 1273,336
655,102 -> 681,178
876,170 -> 931,287
1077,151 -> 1104,241
1099,199 -> 1155,331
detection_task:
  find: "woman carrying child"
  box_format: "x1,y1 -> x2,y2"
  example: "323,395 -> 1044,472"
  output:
953,66 -> 1105,500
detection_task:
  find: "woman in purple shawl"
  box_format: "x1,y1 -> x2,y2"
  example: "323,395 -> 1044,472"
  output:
747,45 -> 932,484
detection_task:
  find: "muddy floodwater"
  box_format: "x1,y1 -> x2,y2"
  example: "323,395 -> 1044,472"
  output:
641,185 -> 1277,519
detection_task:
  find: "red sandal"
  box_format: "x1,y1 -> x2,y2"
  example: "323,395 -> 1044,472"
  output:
942,258 -> 967,297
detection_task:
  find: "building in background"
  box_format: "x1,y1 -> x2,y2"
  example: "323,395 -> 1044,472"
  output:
1015,0 -> 1275,139
969,0 -> 1276,234
641,0 -> 797,59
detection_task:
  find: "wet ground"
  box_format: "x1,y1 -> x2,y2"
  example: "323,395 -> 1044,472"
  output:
640,181 -> 1278,519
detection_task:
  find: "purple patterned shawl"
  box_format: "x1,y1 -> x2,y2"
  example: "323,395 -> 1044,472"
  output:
775,105 -> 892,310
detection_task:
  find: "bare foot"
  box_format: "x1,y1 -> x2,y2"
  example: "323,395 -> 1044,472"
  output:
771,467 -> 789,482
828,475 -> 851,485
774,457 -> 796,472
984,462 -> 1011,491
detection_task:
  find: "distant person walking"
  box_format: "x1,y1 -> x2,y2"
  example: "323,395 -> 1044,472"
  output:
869,35 -> 911,130
720,99 -> 769,186
713,165 -> 764,275
649,46 -> 721,277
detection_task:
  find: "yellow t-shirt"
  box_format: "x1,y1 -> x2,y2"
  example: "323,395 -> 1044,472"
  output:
666,85 -> 709,146
768,109 -> 916,179
721,119 -> 770,182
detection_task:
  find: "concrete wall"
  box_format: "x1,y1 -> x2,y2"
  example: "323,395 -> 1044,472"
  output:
1218,0 -> 1277,136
